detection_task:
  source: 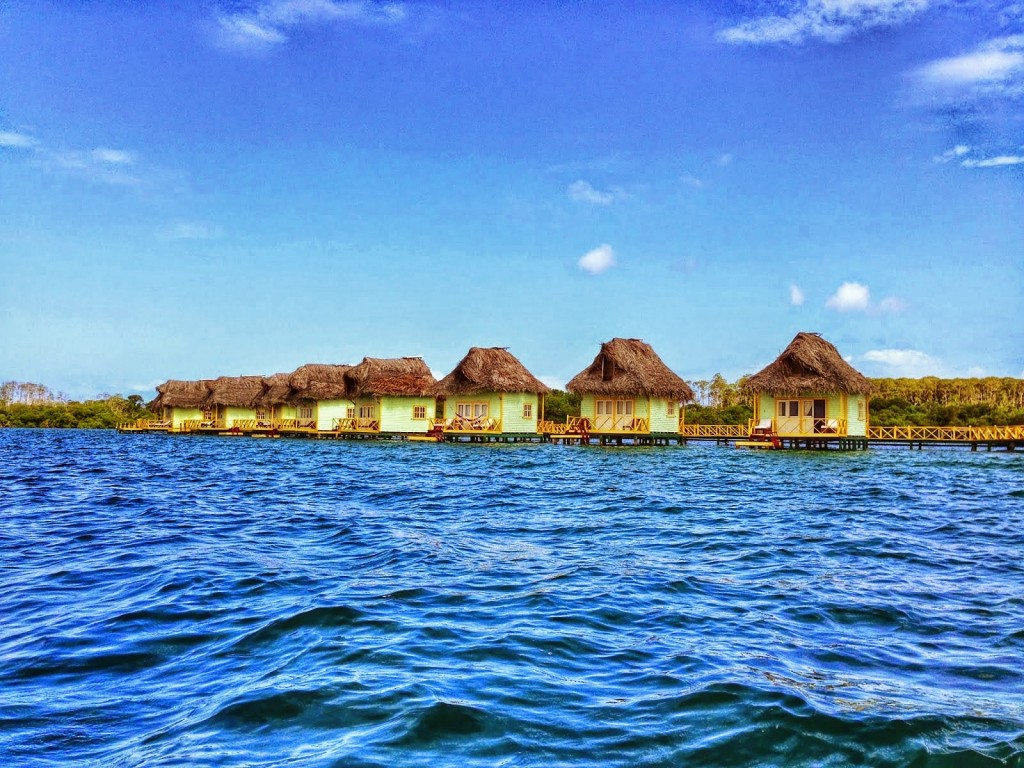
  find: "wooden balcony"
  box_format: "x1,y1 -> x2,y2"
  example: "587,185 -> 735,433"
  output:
432,416 -> 502,434
333,417 -> 381,433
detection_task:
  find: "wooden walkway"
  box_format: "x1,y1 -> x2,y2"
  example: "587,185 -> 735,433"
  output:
117,420 -> 1021,450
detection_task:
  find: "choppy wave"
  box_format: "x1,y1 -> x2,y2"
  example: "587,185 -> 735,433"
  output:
1,430 -> 1023,766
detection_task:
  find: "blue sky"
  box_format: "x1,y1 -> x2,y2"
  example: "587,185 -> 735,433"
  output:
1,0 -> 1021,398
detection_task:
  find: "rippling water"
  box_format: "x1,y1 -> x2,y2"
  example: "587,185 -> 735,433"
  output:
2,430 -> 1023,767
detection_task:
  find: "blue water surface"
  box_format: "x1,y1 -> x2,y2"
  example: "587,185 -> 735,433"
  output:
1,430 -> 1023,767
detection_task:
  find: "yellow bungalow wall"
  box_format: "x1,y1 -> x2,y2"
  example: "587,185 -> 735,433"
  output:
220,406 -> 257,427
315,399 -> 350,431
443,392 -> 542,433
167,407 -> 202,429
756,392 -> 868,437
379,396 -> 435,433
578,394 -> 677,433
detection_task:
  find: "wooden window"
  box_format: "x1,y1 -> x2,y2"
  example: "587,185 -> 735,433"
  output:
299,406 -> 314,420
523,403 -> 533,419
413,406 -> 426,419
457,402 -> 488,419
667,401 -> 676,416
358,404 -> 374,419
255,409 -> 266,421
202,408 -> 212,420
346,406 -> 356,418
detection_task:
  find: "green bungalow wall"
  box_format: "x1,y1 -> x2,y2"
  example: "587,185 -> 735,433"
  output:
442,392 -> 542,434
578,395 -> 681,434
755,392 -> 868,437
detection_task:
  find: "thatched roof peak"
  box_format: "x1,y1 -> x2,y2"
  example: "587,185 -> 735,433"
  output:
432,347 -> 550,396
252,373 -> 294,407
566,338 -> 694,401
152,379 -> 213,410
741,332 -> 872,396
288,363 -> 352,401
205,375 -> 267,408
345,356 -> 436,397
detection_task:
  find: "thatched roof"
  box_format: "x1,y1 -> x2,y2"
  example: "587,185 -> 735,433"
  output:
431,347 -> 550,396
252,373 -> 294,407
345,357 -> 436,397
741,332 -> 872,396
205,375 -> 266,408
288,364 -> 352,401
567,338 -> 695,401
151,379 -> 212,410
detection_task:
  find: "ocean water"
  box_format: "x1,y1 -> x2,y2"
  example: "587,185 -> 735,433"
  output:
1,429 -> 1023,767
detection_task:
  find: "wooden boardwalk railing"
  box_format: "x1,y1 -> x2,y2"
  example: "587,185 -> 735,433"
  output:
868,425 -> 1024,442
679,424 -> 748,438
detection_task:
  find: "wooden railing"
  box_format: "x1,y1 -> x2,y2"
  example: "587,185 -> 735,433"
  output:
679,423 -> 749,438
868,425 -> 1024,442
432,416 -> 502,433
333,417 -> 381,432
538,420 -> 569,435
117,419 -> 171,431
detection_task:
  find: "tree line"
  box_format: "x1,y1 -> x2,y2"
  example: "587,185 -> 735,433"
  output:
0,381 -> 153,428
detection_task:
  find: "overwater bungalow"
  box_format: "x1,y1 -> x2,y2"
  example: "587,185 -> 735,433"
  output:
741,332 -> 871,443
150,379 -> 213,430
252,372 -> 294,426
566,338 -> 694,438
432,347 -> 550,436
286,364 -> 353,431
339,357 -> 437,434
204,375 -> 266,430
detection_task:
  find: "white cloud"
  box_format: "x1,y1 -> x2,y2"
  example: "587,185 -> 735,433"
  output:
962,154 -> 1024,168
0,131 -> 38,149
680,174 -> 704,188
918,36 -> 1024,86
216,0 -> 407,51
92,148 -> 134,165
790,284 -> 805,306
718,0 -> 929,46
578,244 -> 616,275
567,180 -> 619,205
717,153 -> 734,166
862,349 -> 943,377
933,144 -> 971,163
826,281 -> 870,311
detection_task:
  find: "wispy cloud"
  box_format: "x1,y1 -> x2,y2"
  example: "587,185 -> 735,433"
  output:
578,244 -> 616,275
916,35 -> 1024,89
680,174 -> 705,189
2,128 -> 141,185
861,348 -> 943,377
0,131 -> 39,149
567,180 -> 623,206
215,0 -> 408,52
718,0 -> 929,46
826,281 -> 905,313
934,143 -> 1024,169
92,148 -> 134,165
961,153 -> 1024,167
790,284 -> 806,306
